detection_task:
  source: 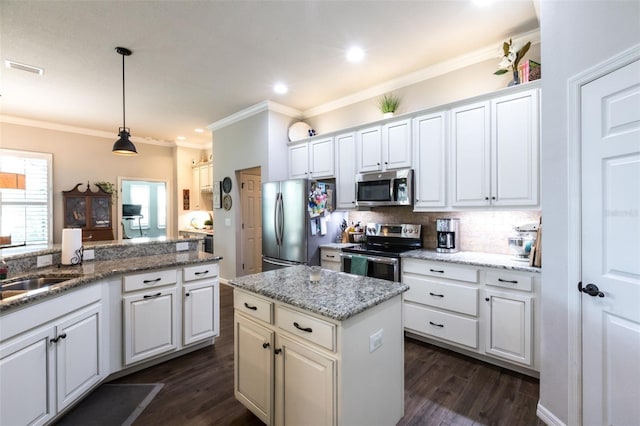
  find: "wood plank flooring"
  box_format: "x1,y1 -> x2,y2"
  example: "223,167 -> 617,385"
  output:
106,283 -> 544,426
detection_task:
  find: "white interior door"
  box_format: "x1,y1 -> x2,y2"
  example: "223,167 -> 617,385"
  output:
581,58 -> 640,425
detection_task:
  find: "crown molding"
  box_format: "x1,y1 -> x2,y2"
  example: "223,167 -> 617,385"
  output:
0,114 -> 186,147
208,100 -> 302,132
303,29 -> 540,118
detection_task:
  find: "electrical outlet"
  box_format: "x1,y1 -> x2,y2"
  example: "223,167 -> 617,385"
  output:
37,254 -> 53,268
369,329 -> 383,353
176,242 -> 189,252
225,218 -> 231,227
83,249 -> 95,261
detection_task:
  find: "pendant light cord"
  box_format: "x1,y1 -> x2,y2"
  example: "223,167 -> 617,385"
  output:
122,51 -> 126,130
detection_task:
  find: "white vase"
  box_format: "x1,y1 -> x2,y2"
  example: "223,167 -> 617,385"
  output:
383,112 -> 394,119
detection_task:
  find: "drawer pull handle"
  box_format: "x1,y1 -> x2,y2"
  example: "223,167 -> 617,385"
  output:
195,270 -> 209,275
143,278 -> 162,284
143,292 -> 162,299
327,255 -> 335,258
50,333 -> 67,343
262,342 -> 270,349
293,322 -> 313,333
429,321 -> 444,328
429,292 -> 444,298
243,302 -> 258,311
498,278 -> 518,284
429,269 -> 445,274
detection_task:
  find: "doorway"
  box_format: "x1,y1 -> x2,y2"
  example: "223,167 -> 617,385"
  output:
117,177 -> 169,239
239,167 -> 261,276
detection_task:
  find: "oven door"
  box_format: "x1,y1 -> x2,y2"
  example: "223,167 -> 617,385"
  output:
340,253 -> 399,282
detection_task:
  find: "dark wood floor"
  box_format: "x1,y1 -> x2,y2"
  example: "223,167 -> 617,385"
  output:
109,283 -> 543,426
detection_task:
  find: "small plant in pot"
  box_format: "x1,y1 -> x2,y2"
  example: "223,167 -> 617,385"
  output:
204,219 -> 213,230
378,93 -> 400,118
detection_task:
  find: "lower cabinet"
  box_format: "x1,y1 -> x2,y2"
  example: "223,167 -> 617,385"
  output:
320,248 -> 342,272
182,263 -> 220,346
0,299 -> 103,426
233,288 -> 404,426
402,257 -> 539,374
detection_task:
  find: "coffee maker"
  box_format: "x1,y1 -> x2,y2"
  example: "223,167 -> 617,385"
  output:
436,218 -> 460,253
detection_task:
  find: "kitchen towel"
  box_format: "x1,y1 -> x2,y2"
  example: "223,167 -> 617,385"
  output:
350,255 -> 368,276
61,228 -> 82,265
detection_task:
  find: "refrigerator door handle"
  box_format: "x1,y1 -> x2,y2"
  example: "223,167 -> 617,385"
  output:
263,257 -> 302,268
274,193 -> 281,246
276,192 -> 285,246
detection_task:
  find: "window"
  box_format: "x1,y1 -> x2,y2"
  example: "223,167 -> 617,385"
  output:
129,184 -> 150,229
0,149 -> 53,245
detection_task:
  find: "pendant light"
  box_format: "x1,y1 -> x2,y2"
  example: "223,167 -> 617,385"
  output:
112,47 -> 137,155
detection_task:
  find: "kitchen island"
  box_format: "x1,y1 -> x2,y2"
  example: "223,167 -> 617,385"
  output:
229,265 -> 408,426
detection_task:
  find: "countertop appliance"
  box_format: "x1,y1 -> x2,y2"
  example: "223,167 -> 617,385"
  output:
436,218 -> 460,253
355,168 -> 413,207
508,222 -> 538,261
341,223 -> 422,282
262,179 -> 345,271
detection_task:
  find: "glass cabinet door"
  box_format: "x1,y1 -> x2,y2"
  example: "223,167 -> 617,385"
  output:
64,197 -> 86,228
91,197 -> 111,228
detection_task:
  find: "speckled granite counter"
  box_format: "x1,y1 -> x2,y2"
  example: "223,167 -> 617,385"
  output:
1,239 -> 222,313
401,249 -> 540,273
229,265 -> 408,321
319,243 -> 357,250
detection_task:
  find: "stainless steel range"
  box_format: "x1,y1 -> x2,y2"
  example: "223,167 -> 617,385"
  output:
341,223 -> 422,282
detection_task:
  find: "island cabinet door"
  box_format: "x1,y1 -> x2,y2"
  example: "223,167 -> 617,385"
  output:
234,314 -> 274,425
274,333 -> 336,426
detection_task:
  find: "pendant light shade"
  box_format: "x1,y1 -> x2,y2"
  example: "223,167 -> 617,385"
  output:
112,47 -> 137,156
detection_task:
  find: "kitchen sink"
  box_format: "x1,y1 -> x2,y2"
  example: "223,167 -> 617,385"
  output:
1,275 -> 80,301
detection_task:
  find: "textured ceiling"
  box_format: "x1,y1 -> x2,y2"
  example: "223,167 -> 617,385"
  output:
0,1 -> 539,146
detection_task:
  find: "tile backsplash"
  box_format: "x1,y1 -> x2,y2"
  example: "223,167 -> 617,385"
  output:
347,207 -> 541,255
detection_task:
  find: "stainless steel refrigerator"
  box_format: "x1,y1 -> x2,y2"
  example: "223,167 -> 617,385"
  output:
262,179 -> 345,271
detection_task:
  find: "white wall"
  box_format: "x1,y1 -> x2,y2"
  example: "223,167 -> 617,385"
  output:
539,1 -> 640,424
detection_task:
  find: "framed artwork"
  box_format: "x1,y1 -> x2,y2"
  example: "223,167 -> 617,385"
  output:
213,181 -> 222,209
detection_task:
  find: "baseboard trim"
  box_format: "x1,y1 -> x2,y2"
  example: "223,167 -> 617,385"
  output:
537,402 -> 566,426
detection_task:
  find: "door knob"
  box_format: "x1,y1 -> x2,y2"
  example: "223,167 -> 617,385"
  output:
578,281 -> 605,297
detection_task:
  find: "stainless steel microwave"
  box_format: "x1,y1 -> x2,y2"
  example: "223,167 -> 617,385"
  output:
355,169 -> 413,207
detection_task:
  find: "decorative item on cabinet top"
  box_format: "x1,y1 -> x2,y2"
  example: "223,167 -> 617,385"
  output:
378,92 -> 400,118
288,121 -> 313,142
494,38 -> 531,87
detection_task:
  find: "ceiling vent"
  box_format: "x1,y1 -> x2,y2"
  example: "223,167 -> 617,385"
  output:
4,60 -> 44,75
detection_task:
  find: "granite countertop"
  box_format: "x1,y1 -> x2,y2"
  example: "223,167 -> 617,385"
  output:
1,251 -> 222,313
319,243 -> 357,249
229,265 -> 408,321
401,249 -> 540,273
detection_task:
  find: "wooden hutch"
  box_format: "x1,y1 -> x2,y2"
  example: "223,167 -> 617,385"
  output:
63,183 -> 114,241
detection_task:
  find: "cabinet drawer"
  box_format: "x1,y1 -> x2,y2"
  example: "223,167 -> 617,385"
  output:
320,249 -> 341,263
485,270 -> 533,292
403,259 -> 478,283
234,291 -> 273,324
403,275 -> 478,316
405,303 -> 478,349
276,306 -> 336,352
183,263 -> 219,282
123,269 -> 177,293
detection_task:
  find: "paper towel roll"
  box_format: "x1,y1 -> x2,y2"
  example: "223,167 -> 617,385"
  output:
62,228 -> 82,265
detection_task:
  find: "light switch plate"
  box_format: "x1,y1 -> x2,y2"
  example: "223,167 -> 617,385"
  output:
83,249 -> 95,260
369,328 -> 383,353
37,254 -> 53,268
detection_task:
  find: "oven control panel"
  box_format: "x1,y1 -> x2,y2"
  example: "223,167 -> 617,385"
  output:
365,223 -> 421,238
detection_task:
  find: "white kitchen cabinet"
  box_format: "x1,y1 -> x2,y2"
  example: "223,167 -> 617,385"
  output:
413,111 -> 447,210
182,263 -> 220,346
235,313 -> 274,424
320,248 -> 342,272
199,162 -> 212,191
275,333 -> 336,426
123,281 -> 178,365
233,288 -> 403,426
402,257 -> 540,375
451,89 -> 539,207
0,300 -> 103,426
356,121 -> 411,173
335,132 -> 357,209
288,138 -> 335,179
191,166 -> 202,209
191,162 -> 213,209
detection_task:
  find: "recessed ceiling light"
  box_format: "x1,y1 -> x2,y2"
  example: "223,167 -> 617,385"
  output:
194,128 -> 204,133
346,47 -> 365,63
273,83 -> 288,95
4,59 -> 44,75
176,136 -> 186,141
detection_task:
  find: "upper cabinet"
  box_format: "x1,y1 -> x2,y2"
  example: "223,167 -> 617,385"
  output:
451,89 -> 539,207
288,137 -> 335,179
413,111 -> 447,210
191,161 -> 213,210
335,132 -> 357,209
356,119 -> 412,173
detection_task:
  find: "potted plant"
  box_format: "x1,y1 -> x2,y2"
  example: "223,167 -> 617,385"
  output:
378,93 -> 400,118
204,219 -> 213,230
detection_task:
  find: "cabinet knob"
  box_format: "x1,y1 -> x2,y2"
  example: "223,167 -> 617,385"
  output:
185,292 -> 190,297
485,297 -> 490,301
262,342 -> 270,349
274,348 -> 282,355
491,196 -> 496,200
484,197 -> 489,201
